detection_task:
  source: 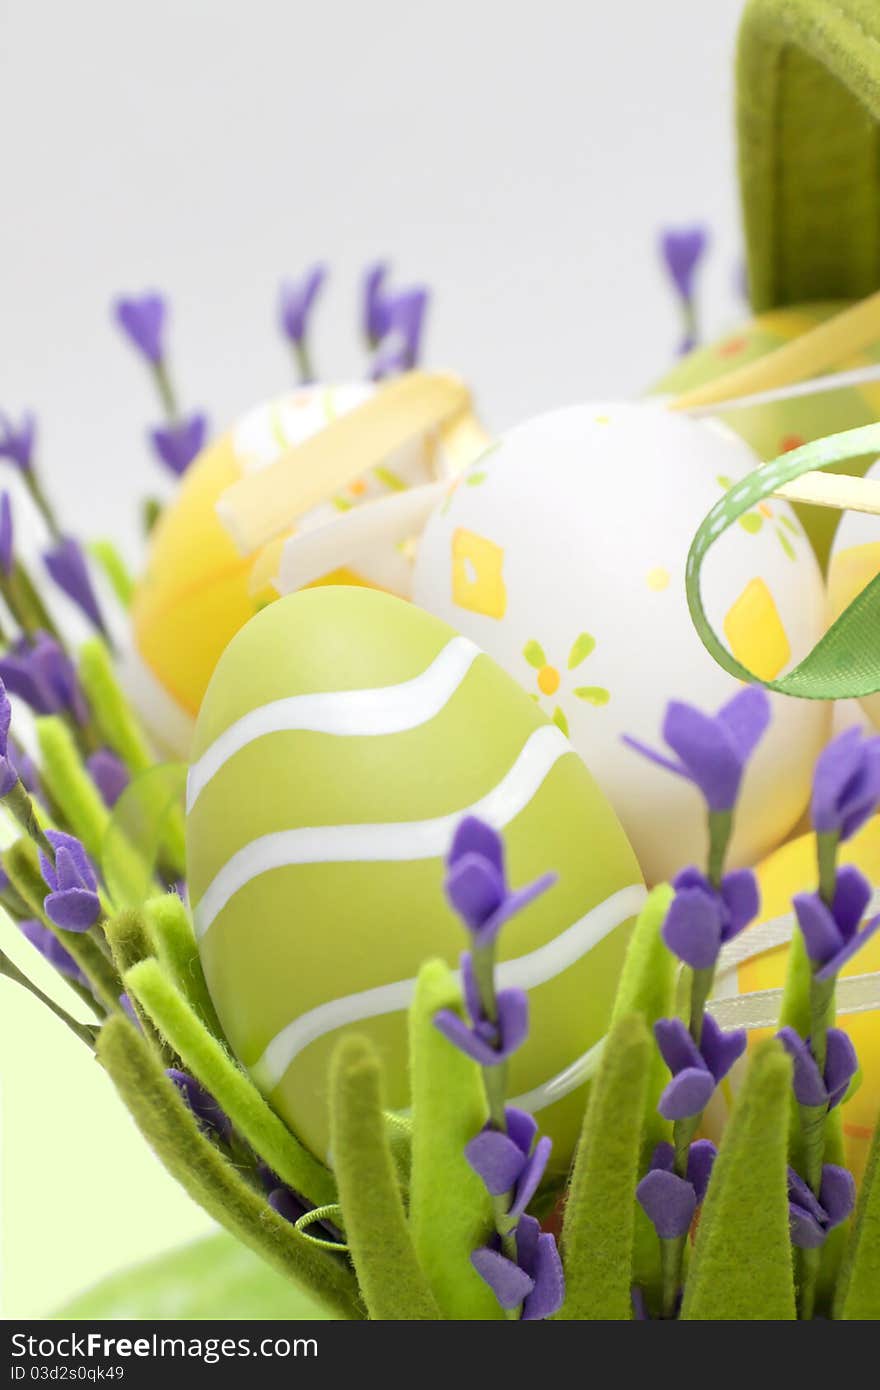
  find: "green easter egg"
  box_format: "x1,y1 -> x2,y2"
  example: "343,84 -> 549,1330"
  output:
187,587 -> 645,1167
654,301 -> 880,569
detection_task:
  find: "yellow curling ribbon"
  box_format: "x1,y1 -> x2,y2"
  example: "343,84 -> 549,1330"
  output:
687,423 -> 880,699
215,370 -> 490,557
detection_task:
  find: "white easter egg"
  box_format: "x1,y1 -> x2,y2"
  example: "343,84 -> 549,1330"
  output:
412,400 -> 830,883
827,456 -> 880,730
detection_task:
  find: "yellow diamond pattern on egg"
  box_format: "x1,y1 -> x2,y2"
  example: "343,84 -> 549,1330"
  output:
723,577 -> 790,680
451,527 -> 507,618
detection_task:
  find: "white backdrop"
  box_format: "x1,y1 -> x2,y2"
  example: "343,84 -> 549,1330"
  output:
0,0 -> 749,1315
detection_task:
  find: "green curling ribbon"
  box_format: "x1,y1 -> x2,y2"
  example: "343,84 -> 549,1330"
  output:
686,423 -> 880,699
294,1205 -> 348,1252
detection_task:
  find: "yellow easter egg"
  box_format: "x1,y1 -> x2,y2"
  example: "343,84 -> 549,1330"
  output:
129,383 -> 438,757
186,586 -> 646,1167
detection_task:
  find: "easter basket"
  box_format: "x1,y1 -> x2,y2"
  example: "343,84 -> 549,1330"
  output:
4,0 -> 880,1328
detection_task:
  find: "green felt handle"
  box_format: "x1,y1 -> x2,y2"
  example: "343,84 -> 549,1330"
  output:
687,423 -> 880,698
738,0 -> 880,310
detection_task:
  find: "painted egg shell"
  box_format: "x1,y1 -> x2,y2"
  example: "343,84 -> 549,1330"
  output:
186,586 -> 645,1167
412,400 -> 829,883
710,819 -> 880,1186
129,382 -> 437,758
827,457 -> 880,729
654,301 -> 880,569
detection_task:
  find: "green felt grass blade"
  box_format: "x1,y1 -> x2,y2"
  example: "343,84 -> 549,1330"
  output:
610,882 -> 676,1302
2,837 -> 122,1013
834,1105 -> 880,1318
330,1035 -> 441,1320
681,1039 -> 796,1320
556,1013 -> 651,1319
35,716 -> 109,861
687,424 -> 880,699
125,957 -> 336,1210
101,763 -> 187,909
408,959 -> 499,1320
104,909 -> 168,1058
88,540 -> 135,610
96,1014 -> 362,1320
144,891 -> 224,1036
55,1231 -> 337,1320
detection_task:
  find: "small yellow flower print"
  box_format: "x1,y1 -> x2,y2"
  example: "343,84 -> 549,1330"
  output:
522,631 -> 610,734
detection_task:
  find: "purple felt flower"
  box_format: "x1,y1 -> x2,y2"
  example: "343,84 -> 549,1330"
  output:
370,287 -> 429,379
793,865 -> 879,981
0,679 -> 18,797
636,1140 -> 716,1239
18,917 -> 87,986
811,728 -> 880,841
279,264 -> 327,348
363,262 -> 391,346
119,992 -> 141,1029
11,738 -> 40,798
471,1215 -> 564,1319
663,865 -> 758,969
788,1165 -> 855,1248
0,410 -> 36,473
654,1015 -> 746,1120
0,492 -> 13,576
444,815 -> 555,947
777,1026 -> 858,1110
623,687 -> 771,813
0,634 -> 90,724
167,1069 -> 232,1142
114,292 -> 167,364
150,413 -> 208,478
43,537 -> 106,634
434,969 -> 528,1065
659,226 -> 708,303
465,1105 -> 552,1221
87,749 -> 130,808
38,830 -> 101,933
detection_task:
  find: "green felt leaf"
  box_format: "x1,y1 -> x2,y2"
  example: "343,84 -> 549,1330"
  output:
567,632 -> 596,669
572,686 -> 610,706
88,539 -> 135,610
609,882 -> 676,1304
144,891 -> 224,1036
96,1015 -> 362,1320
104,910 -> 168,1059
681,1039 -> 796,1320
552,706 -> 569,736
125,957 -> 335,1210
2,837 -> 122,1013
556,1013 -> 651,1319
101,763 -> 188,909
834,1105 -> 880,1318
35,716 -> 109,861
55,1231 -> 337,1320
330,1035 -> 440,1320
522,639 -> 546,669
408,959 -> 499,1320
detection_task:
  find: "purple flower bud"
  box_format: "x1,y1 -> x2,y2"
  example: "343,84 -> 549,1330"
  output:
0,634 -> 90,723
811,728 -> 880,841
465,1106 -> 551,1221
0,679 -> 18,797
150,413 -> 208,478
623,687 -> 771,814
363,262 -> 391,346
777,1026 -> 858,1110
663,865 -> 758,970
659,226 -> 708,303
793,866 -> 879,980
39,830 -> 101,933
0,410 -> 37,473
166,1068 -> 232,1142
434,983 -> 528,1066
43,537 -> 106,634
370,287 -> 429,379
444,816 -> 554,947
18,918 -> 87,986
278,265 -> 327,348
114,292 -> 167,365
0,492 -> 14,576
471,1215 -> 564,1320
86,748 -> 130,808
788,1165 -> 855,1248
636,1141 -> 715,1240
654,1015 -> 745,1120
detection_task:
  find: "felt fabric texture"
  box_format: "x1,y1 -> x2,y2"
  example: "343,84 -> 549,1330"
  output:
3,837 -> 120,1012
555,1014 -> 651,1320
35,715 -> 110,862
125,956 -> 335,1210
144,891 -> 224,1037
680,1040 -> 797,1320
329,1034 -> 441,1320
609,883 -> 676,1303
738,0 -> 880,310
834,1105 -> 880,1316
96,1015 -> 362,1320
407,959 -> 500,1320
104,910 -> 170,1062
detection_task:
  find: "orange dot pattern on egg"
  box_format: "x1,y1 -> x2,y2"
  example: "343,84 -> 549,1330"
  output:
723,577 -> 791,681
538,665 -> 561,696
